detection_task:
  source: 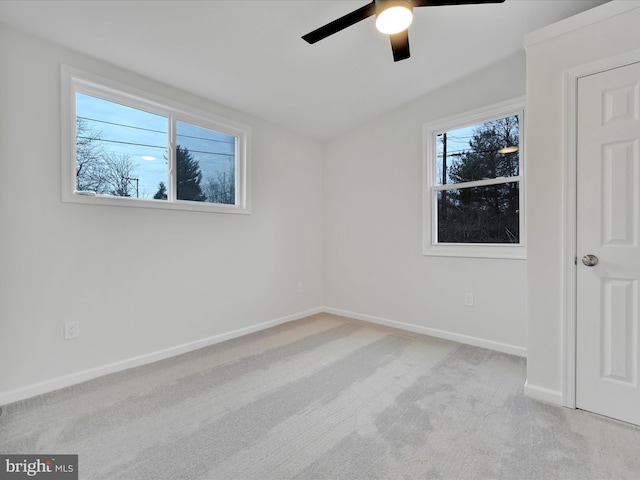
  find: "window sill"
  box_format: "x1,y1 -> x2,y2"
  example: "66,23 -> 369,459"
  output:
64,191 -> 251,215
422,243 -> 526,260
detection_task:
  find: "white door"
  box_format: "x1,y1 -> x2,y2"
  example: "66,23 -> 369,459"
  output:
576,61 -> 640,426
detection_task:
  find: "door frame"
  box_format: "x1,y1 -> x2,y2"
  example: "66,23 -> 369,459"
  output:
561,48 -> 640,409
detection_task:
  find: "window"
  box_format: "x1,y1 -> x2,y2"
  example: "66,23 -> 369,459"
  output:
61,66 -> 250,214
423,98 -> 525,259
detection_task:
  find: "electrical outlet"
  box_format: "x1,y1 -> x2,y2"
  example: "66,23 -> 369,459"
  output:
64,321 -> 80,340
297,282 -> 303,293
464,293 -> 474,307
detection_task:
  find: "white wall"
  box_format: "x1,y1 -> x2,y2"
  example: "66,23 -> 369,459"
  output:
525,1 -> 640,404
323,52 -> 528,355
0,26 -> 324,404
0,23 -> 533,407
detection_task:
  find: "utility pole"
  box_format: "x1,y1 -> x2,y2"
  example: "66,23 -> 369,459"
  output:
123,177 -> 139,198
441,132 -> 447,226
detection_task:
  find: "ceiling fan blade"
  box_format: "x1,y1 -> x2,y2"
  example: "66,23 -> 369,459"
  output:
390,30 -> 410,62
412,0 -> 505,6
302,1 -> 376,44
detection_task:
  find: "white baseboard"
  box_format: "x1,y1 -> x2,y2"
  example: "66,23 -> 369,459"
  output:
523,380 -> 563,405
1,306 -> 528,407
323,307 -> 527,357
0,307 -> 324,407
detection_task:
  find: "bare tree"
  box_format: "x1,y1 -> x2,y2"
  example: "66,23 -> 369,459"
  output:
103,153 -> 138,197
76,120 -> 139,197
76,118 -> 108,193
203,161 -> 235,205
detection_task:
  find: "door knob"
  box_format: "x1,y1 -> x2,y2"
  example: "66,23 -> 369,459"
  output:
582,254 -> 599,267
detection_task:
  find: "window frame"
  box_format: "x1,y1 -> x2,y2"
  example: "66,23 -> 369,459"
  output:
422,97 -> 526,259
61,65 -> 251,214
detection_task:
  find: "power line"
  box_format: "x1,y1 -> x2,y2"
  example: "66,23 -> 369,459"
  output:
437,150 -> 469,157
177,132 -> 235,145
77,136 -> 235,158
437,147 -> 519,158
79,115 -> 236,145
78,115 -> 166,136
77,136 -> 167,151
183,149 -> 234,158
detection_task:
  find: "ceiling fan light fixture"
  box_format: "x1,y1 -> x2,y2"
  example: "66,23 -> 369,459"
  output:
302,0 -> 505,61
375,1 -> 413,35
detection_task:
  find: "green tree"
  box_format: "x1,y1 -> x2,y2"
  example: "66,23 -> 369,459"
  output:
154,181 -> 168,200
176,145 -> 205,202
449,117 -> 519,183
440,116 -> 519,243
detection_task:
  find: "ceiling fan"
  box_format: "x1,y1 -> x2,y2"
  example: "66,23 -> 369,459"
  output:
302,0 -> 506,62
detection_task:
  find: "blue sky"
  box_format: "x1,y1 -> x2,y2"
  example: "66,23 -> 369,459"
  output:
436,125 -> 476,185
436,115 -> 520,185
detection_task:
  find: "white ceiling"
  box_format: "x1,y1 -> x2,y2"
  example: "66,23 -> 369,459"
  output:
0,0 -> 608,140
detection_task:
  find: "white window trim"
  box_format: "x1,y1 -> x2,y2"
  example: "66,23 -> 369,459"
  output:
61,65 -> 251,214
422,97 -> 526,259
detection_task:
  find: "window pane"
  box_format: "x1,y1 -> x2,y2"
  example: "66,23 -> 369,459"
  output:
176,121 -> 236,204
437,182 -> 520,244
75,93 -> 169,199
436,115 -> 519,185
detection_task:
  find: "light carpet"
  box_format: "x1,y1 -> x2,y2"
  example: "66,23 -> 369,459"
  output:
1,313 -> 639,479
